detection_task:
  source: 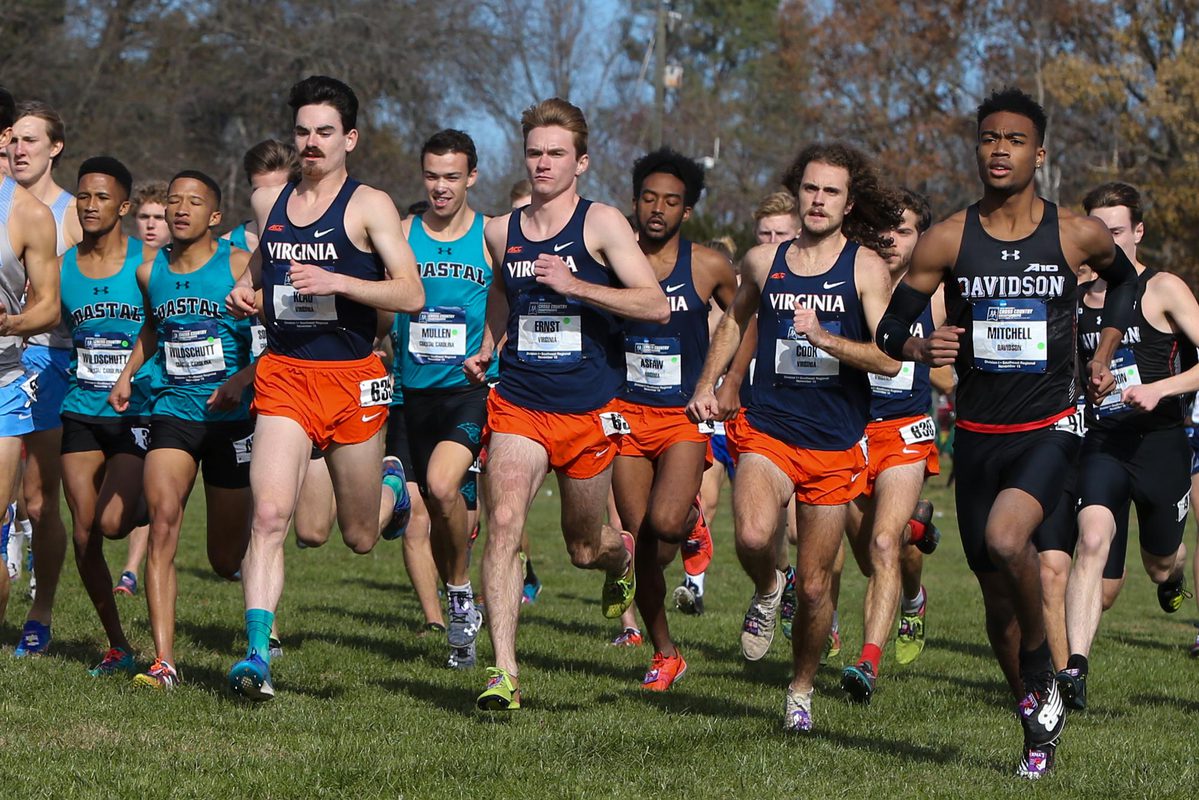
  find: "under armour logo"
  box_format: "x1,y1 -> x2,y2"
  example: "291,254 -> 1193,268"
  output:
1000,250 -> 1020,261
175,281 -> 190,289
93,286 -> 110,295
437,247 -> 453,256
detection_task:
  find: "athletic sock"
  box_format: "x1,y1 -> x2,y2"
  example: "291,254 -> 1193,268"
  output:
245,609 -> 275,662
902,586 -> 926,614
783,564 -> 796,592
447,581 -> 473,599
831,609 -> 840,634
688,571 -> 706,595
1066,652 -> 1089,675
859,642 -> 883,674
382,475 -> 404,508
524,557 -> 537,584
1018,639 -> 1053,681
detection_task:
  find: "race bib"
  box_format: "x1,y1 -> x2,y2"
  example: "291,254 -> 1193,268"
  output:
74,331 -> 132,391
409,306 -> 467,365
517,298 -> 582,364
599,410 -> 631,436
869,361 -> 916,396
697,419 -> 716,436
1052,408 -> 1086,438
712,420 -> 726,436
163,321 -> 226,386
273,270 -> 337,326
972,299 -> 1047,373
232,433 -> 253,464
359,375 -> 392,407
774,319 -> 840,386
1096,347 -> 1142,418
898,415 -> 936,445
250,324 -> 267,359
625,335 -> 682,395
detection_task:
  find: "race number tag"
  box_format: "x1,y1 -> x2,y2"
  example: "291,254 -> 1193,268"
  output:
250,324 -> 268,359
273,269 -> 337,326
774,319 -> 840,386
697,419 -> 716,435
712,420 -> 726,436
517,298 -> 582,364
898,415 -> 936,445
625,336 -> 682,395
18,372 -> 37,403
1095,347 -> 1142,418
163,321 -> 226,385
232,433 -> 254,464
869,362 -> 916,395
1052,408 -> 1086,438
409,306 -> 467,365
74,331 -> 132,391
359,375 -> 392,407
972,299 -> 1047,373
599,410 -> 631,437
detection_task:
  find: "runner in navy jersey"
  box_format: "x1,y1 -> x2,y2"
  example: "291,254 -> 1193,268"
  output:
874,88 -> 1138,778
462,98 -> 669,711
224,75 -> 423,701
687,143 -> 902,732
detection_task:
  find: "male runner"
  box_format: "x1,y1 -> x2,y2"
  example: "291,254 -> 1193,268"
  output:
752,191 -> 800,244
462,97 -> 669,710
840,188 -> 945,698
397,129 -> 495,669
224,75 -> 423,700
612,147 -> 735,690
687,142 -> 902,730
224,140 -> 301,253
1058,181 -> 1199,710
110,171 -> 256,689
57,156 -> 148,675
874,88 -> 1138,777
6,101 -> 76,649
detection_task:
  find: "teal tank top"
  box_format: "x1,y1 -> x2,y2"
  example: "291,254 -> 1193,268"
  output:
61,237 -> 152,419
401,213 -> 497,390
228,222 -> 250,252
147,239 -> 252,421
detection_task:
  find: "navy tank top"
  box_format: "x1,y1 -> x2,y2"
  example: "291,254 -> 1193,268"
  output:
869,301 -> 934,420
747,240 -> 870,450
259,179 -> 385,361
621,240 -> 709,407
496,199 -> 624,413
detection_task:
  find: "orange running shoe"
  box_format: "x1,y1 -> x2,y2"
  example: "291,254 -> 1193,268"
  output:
642,651 -> 687,691
681,497 -> 713,576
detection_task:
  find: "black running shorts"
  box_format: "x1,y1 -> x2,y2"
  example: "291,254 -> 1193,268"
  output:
61,413 -> 150,459
148,416 -> 254,490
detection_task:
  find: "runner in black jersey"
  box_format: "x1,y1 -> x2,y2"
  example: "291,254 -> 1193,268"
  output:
875,88 -> 1138,778
1057,182 -> 1199,711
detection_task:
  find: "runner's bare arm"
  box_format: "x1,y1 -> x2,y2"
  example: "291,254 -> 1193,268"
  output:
109,260 -> 159,412
797,252 -> 899,376
715,320 -> 756,420
693,244 -> 738,311
1070,213 -> 1135,379
4,194 -> 59,336
464,216 -> 509,383
877,217 -> 964,366
1122,272 -> 1199,411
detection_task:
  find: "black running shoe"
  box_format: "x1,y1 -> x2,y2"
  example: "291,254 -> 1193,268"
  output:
1055,667 -> 1086,711
1157,576 -> 1193,614
1016,741 -> 1056,780
910,499 -> 941,555
1018,673 -> 1066,747
840,661 -> 876,704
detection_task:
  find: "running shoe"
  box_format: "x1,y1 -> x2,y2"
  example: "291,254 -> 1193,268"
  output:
477,667 -> 520,710
610,627 -> 643,647
1157,576 -> 1193,613
681,497 -> 713,576
895,589 -> 927,665
601,532 -> 636,619
783,686 -> 813,733
380,457 -> 412,540
672,576 -> 704,616
447,591 -> 483,649
133,658 -> 180,690
14,620 -> 51,657
268,636 -> 284,660
642,651 -> 687,691
780,566 -> 797,640
113,571 -> 138,596
840,661 -> 876,704
88,647 -> 136,678
1055,667 -> 1086,711
1018,673 -> 1066,747
740,571 -> 783,661
448,641 -> 477,670
910,499 -> 941,554
820,628 -> 842,665
1016,742 -> 1056,780
521,554 -> 542,604
228,652 -> 275,701
1190,624 -> 1199,658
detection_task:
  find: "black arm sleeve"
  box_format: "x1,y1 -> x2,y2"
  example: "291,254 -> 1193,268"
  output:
876,282 -> 932,360
1093,245 -> 1137,334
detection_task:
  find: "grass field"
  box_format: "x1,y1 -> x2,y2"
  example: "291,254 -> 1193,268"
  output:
0,472 -> 1196,799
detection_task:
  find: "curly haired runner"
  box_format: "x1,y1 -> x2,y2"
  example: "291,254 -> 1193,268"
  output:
687,142 -> 903,732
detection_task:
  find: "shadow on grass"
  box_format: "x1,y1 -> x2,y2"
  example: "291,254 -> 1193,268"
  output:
1110,632 -> 1189,655
377,674 -> 587,718
1127,692 -> 1199,714
623,686 -> 775,721
807,728 -> 961,765
927,636 -> 994,662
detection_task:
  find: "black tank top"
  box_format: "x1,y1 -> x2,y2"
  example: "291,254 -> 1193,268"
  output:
947,201 -> 1078,431
1077,269 -> 1183,431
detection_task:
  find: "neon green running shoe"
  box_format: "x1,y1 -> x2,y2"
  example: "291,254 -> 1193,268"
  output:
895,588 -> 927,666
1158,576 -> 1193,614
477,667 -> 521,710
601,532 -> 636,619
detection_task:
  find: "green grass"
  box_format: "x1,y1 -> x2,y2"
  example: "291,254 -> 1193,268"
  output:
0,473 -> 1196,799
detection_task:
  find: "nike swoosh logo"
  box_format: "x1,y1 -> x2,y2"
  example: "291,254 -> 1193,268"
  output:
902,447 -> 919,455
553,241 -> 574,253
361,411 -> 384,423
594,446 -> 611,458
314,228 -> 335,239
665,283 -> 686,293
823,281 -> 846,290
